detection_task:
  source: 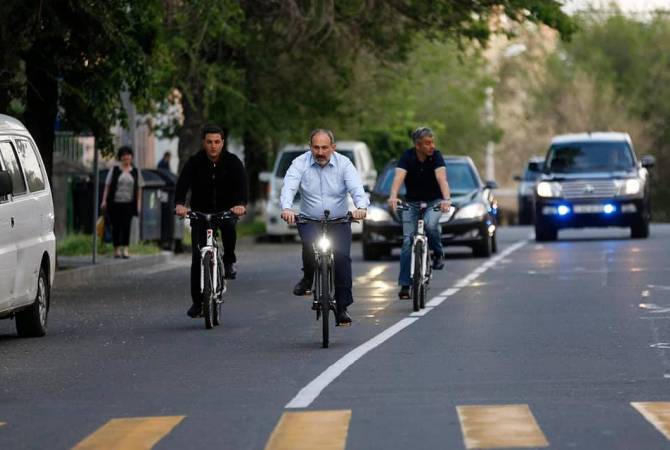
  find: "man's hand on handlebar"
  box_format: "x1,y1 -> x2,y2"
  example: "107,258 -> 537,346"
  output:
230,205 -> 246,216
387,195 -> 400,211
281,208 -> 296,224
175,204 -> 188,218
439,199 -> 452,213
352,208 -> 367,220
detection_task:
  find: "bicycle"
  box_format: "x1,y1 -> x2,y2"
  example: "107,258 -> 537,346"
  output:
397,202 -> 454,312
186,210 -> 237,329
296,210 -> 357,348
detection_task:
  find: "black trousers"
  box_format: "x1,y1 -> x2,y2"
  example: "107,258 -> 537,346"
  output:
297,222 -> 353,310
190,220 -> 237,305
110,202 -> 135,247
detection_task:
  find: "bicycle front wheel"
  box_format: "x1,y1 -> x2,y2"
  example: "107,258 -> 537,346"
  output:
202,252 -> 214,329
320,257 -> 330,348
412,241 -> 423,312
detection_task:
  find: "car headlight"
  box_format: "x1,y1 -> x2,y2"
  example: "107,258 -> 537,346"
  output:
455,202 -> 487,220
366,205 -> 393,222
536,181 -> 562,198
318,237 -> 331,252
616,179 -> 642,196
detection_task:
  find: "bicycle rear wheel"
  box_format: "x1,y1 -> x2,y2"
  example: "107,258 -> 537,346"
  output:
412,241 -> 423,312
202,252 -> 214,329
320,258 -> 330,348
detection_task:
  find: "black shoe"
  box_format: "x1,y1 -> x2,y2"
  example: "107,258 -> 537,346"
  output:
432,254 -> 444,270
398,286 -> 410,299
224,263 -> 237,279
187,303 -> 202,318
293,278 -> 313,296
336,308 -> 352,326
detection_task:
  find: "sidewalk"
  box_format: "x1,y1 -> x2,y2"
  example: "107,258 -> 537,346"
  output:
56,252 -> 174,288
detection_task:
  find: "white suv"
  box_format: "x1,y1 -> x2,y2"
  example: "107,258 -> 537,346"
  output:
0,114 -> 55,337
259,141 -> 376,237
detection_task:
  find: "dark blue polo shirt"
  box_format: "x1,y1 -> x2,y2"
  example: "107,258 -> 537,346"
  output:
397,148 -> 446,201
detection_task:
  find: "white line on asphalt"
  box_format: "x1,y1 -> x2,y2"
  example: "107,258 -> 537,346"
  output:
410,307 -> 434,317
285,318 -> 418,408
284,239 -> 528,409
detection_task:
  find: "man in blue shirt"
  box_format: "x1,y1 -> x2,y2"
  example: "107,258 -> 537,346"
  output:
280,129 -> 369,326
388,127 -> 452,299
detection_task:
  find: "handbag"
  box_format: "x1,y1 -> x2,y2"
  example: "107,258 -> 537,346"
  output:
96,215 -> 105,240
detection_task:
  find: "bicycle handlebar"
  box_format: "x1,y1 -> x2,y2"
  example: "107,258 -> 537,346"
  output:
295,211 -> 359,225
181,210 -> 237,222
396,201 -> 442,212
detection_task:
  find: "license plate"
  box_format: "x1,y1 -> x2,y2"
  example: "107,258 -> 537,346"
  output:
573,204 -> 606,213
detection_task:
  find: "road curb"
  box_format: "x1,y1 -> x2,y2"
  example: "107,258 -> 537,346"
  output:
55,252 -> 174,288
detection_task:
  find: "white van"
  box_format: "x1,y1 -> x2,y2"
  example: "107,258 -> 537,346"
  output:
0,114 -> 55,337
260,141 -> 376,237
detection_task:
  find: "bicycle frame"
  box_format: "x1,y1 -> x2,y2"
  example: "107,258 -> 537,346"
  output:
410,216 -> 430,285
200,228 -> 225,299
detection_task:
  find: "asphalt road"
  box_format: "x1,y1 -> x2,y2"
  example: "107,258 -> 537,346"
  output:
2,225 -> 670,449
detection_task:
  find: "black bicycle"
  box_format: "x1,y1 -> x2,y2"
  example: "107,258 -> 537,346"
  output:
296,210 -> 357,348
397,202 -> 454,312
186,210 -> 237,329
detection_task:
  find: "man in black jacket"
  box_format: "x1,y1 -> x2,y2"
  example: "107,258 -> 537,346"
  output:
175,124 -> 248,318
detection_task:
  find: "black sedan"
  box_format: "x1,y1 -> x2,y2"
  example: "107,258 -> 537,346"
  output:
362,156 -> 499,260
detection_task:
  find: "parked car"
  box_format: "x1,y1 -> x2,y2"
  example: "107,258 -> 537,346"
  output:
513,156 -> 544,225
362,156 -> 499,260
259,141 -> 376,238
534,132 -> 654,241
0,114 -> 55,337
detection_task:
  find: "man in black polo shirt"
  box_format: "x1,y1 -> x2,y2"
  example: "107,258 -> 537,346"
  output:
175,124 -> 248,318
387,127 -> 452,299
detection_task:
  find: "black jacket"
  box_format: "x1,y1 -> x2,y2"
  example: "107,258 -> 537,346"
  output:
175,150 -> 248,212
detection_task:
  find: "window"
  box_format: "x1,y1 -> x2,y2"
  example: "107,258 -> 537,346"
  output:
0,141 -> 27,196
14,139 -> 46,192
546,142 -> 635,173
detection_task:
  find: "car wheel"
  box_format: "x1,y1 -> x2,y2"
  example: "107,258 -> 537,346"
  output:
630,217 -> 649,239
16,267 -> 49,338
473,235 -> 493,257
491,232 -> 498,253
534,221 -> 557,242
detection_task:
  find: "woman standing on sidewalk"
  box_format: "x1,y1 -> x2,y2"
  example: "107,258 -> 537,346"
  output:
101,146 -> 142,259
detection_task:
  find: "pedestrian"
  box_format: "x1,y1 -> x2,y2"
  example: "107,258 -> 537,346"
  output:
101,146 -> 143,259
157,151 -> 172,173
174,124 -> 248,318
280,128 -> 369,326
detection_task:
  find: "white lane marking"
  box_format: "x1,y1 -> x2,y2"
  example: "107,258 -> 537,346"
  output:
284,239 -> 528,409
285,318 -> 418,408
410,307 -> 434,317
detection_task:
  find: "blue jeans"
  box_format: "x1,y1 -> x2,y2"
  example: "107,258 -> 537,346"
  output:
399,200 -> 443,286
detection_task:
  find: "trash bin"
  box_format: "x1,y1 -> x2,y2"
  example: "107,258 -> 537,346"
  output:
146,168 -> 180,249
72,174 -> 94,234
138,170 -> 166,241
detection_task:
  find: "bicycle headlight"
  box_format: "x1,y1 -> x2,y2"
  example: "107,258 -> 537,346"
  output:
366,205 -> 393,222
318,237 -> 331,252
536,181 -> 562,198
455,203 -> 487,220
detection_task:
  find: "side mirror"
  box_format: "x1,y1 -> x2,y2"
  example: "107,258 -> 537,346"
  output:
485,180 -> 498,190
641,155 -> 655,169
258,171 -> 272,183
0,171 -> 13,197
513,174 -> 522,182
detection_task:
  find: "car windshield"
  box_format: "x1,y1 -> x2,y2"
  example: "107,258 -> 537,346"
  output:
546,142 -> 635,173
274,149 -> 355,178
376,161 -> 478,196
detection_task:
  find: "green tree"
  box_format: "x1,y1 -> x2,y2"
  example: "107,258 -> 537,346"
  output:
0,0 -> 160,179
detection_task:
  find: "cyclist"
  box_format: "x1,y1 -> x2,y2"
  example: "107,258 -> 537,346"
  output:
175,124 -> 248,318
280,129 -> 368,326
387,127 -> 452,300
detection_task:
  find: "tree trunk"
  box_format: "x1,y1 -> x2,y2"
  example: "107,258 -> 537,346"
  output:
177,93 -> 204,173
23,55 -> 58,183
243,130 -> 267,204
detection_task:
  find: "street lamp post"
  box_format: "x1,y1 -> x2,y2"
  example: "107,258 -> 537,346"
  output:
484,86 -> 495,182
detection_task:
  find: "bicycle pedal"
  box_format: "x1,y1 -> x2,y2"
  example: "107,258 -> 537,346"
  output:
311,301 -> 319,311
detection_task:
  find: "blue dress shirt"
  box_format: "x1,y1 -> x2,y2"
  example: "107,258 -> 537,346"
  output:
280,151 -> 369,219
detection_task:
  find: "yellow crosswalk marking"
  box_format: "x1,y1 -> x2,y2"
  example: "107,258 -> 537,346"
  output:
71,416 -> 184,450
457,404 -> 549,449
632,402 -> 670,440
264,410 -> 351,450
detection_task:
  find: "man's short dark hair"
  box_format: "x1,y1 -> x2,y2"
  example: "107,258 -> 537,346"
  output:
202,124 -> 225,140
412,127 -> 434,144
309,128 -> 335,145
117,145 -> 133,160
